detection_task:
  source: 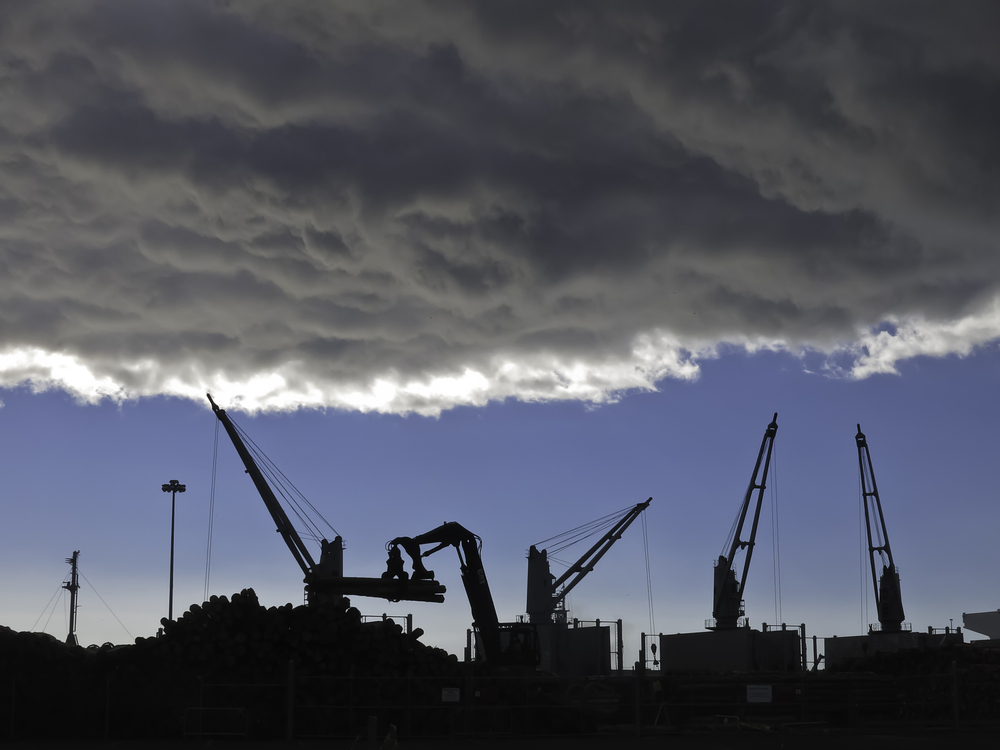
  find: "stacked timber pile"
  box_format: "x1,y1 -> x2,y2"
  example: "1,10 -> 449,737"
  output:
130,588 -> 461,682
1,589 -> 464,740
0,626 -> 116,738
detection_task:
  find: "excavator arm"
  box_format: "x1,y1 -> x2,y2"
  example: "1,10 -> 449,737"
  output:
388,522 -> 537,666
388,522 -> 503,659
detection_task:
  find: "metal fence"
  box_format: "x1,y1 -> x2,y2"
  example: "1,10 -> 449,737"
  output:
5,663 -> 1000,740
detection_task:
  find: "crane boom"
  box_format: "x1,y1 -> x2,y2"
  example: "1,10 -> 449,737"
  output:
526,499 -> 651,623
208,393 -> 322,577
710,413 -> 778,630
856,424 -> 905,633
208,393 -> 445,604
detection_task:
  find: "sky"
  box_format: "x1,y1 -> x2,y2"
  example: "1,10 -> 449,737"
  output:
0,1 -> 998,658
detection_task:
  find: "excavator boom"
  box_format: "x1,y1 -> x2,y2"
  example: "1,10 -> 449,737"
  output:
389,522 -> 535,666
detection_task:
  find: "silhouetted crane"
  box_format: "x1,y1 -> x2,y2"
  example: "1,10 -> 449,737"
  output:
710,413 -> 778,630
208,394 -> 445,605
856,424 -> 905,633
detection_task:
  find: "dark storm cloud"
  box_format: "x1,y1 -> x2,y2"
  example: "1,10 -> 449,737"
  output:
0,0 -> 997,412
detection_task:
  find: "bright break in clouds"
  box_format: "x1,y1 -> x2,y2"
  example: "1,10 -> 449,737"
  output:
1,1 -> 998,414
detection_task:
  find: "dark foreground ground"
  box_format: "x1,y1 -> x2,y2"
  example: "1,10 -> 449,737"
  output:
4,727 -> 1000,750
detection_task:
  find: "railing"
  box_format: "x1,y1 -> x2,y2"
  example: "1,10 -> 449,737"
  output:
868,622 -> 913,633
359,613 -> 413,634
704,616 -> 748,630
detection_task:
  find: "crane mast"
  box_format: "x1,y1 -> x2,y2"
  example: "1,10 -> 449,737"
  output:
856,424 -> 905,633
710,413 -> 778,630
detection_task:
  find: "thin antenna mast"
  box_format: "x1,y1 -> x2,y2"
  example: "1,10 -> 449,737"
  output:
64,551 -> 80,646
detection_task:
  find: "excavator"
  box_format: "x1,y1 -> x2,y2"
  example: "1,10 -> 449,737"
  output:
710,413 -> 778,630
208,394 -> 446,605
385,522 -> 540,667
855,424 -> 906,633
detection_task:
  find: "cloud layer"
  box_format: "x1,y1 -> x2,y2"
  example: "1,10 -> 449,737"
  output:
1,1 -> 998,413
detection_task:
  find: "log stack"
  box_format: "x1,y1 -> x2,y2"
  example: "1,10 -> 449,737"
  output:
131,588 -> 461,683
0,589 -> 464,739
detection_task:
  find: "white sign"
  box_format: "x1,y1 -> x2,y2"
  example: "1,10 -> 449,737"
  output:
441,688 -> 461,703
747,684 -> 772,703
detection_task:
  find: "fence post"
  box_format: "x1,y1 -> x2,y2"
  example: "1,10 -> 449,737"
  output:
617,619 -> 624,673
634,646 -> 643,737
286,660 -> 295,740
197,676 -> 204,739
104,675 -> 110,740
799,624 -> 807,671
951,660 -> 961,727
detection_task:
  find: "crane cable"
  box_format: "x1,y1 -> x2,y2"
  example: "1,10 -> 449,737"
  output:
532,505 -> 638,556
642,511 -> 656,635
230,416 -> 341,541
859,461 -> 869,631
204,417 -> 220,603
721,476 -> 754,559
32,576 -> 69,633
770,440 -> 782,625
80,571 -> 134,641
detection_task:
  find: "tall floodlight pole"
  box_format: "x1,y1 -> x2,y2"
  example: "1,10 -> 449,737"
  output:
161,479 -> 186,620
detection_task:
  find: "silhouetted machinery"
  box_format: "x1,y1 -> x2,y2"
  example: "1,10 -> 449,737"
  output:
660,413 -> 803,673
526,499 -> 651,625
710,413 -> 778,630
386,523 -> 539,667
824,424 -> 963,669
211,393 -> 632,673
524,500 -> 650,674
208,394 -> 446,605
855,423 -> 905,633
